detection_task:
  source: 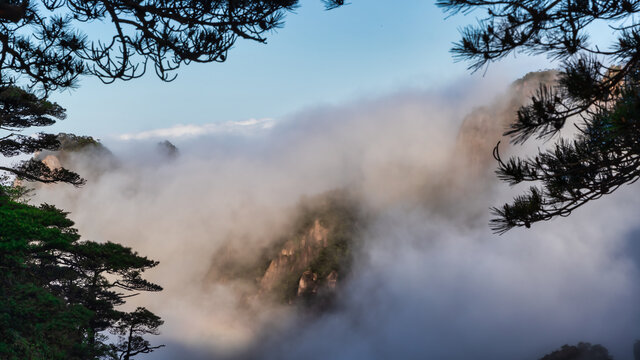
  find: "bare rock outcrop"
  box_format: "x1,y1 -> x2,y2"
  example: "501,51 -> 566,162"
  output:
422,71 -> 560,221
454,70 -> 558,178
260,219 -> 329,294
296,270 -> 319,297
205,190 -> 360,308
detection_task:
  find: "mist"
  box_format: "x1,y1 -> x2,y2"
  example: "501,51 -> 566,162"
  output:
30,73 -> 640,360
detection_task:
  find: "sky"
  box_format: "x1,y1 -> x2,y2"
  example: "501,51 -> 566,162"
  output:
45,0 -> 557,140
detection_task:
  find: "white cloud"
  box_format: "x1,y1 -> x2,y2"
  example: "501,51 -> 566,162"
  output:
31,77 -> 640,360
117,118 -> 275,140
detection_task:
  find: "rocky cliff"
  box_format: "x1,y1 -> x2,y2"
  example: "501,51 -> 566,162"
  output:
33,133 -> 117,178
206,190 -> 362,307
206,71 -> 561,308
31,134 -> 179,182
454,70 -> 558,178
420,70 -> 560,222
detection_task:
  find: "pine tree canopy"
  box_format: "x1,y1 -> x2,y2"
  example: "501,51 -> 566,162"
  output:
0,86 -> 84,185
0,188 -> 164,359
0,0 -> 345,94
438,0 -> 640,233
0,0 -> 345,186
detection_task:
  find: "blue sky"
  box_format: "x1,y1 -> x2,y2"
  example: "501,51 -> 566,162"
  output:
46,1 -> 561,140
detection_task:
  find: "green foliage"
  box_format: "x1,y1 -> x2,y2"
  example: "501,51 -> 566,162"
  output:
310,191 -> 359,277
0,85 -> 65,129
0,175 -> 32,203
0,283 -> 92,360
438,1 -> 640,72
0,194 -> 88,359
277,270 -> 306,304
309,233 -> 351,279
491,80 -> 640,233
56,133 -> 102,153
439,0 -> 640,233
111,307 -> 165,360
0,191 -> 163,359
0,86 -> 85,186
538,342 -> 612,360
209,190 -> 362,305
275,190 -> 361,304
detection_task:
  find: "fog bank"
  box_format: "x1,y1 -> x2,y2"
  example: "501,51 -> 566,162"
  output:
31,74 -> 640,359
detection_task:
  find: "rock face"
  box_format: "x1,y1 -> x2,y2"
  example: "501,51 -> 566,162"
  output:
423,71 -> 560,219
206,190 -> 361,307
259,219 -> 329,294
156,140 -> 179,159
296,271 -> 318,297
40,154 -> 62,170
33,133 -> 117,178
454,70 -> 558,177
29,134 -> 178,186
205,72 -> 560,308
259,191 -> 359,305
326,270 -> 338,291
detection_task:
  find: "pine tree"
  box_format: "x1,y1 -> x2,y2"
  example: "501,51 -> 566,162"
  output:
0,186 -> 163,359
111,307 -> 165,360
438,0 -> 640,233
0,0 -> 345,94
0,86 -> 84,185
68,241 -> 163,358
0,191 -> 91,359
0,0 -> 345,186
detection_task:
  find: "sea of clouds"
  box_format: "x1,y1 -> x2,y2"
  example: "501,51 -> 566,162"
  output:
30,74 -> 640,360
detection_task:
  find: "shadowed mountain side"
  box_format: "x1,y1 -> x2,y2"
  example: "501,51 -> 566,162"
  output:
454,70 -> 558,177
420,70 -> 558,223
